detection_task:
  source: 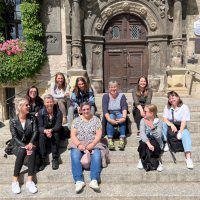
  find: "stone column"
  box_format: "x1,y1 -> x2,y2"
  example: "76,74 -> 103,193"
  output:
171,0 -> 183,68
71,0 -> 83,69
166,0 -> 188,95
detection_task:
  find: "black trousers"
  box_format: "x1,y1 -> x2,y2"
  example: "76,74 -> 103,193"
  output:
138,140 -> 161,159
133,107 -> 143,130
39,132 -> 60,159
13,147 -> 37,177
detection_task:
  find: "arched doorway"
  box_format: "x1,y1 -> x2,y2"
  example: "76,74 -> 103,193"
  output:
103,14 -> 148,92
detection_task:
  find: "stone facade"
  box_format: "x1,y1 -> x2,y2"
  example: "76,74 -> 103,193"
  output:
1,0 -> 200,120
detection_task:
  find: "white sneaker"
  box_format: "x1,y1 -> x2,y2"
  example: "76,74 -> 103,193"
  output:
26,181 -> 38,194
89,180 -> 100,190
157,161 -> 163,172
12,181 -> 21,194
186,158 -> 194,169
137,159 -> 143,169
75,181 -> 85,193
164,143 -> 169,152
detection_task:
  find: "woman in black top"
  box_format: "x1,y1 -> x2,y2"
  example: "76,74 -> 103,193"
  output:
25,86 -> 44,117
132,76 -> 153,138
10,97 -> 38,194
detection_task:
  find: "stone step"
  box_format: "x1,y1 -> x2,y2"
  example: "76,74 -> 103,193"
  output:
1,162 -> 200,185
1,147 -> 200,164
0,182 -> 200,199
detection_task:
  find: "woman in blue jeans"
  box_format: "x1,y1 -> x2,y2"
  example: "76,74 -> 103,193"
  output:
70,102 -> 102,193
162,91 -> 193,169
102,81 -> 127,150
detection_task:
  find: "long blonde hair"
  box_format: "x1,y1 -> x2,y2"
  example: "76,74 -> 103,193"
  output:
55,72 -> 67,90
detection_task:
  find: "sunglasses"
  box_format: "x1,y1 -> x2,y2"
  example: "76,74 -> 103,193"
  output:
29,91 -> 37,94
25,104 -> 30,107
82,108 -> 90,111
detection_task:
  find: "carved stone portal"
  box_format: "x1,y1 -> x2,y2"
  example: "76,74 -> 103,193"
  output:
105,8 -> 113,17
150,22 -> 157,31
123,2 -> 130,11
140,7 -> 147,16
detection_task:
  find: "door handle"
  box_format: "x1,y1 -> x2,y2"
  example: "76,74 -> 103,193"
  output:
127,53 -> 130,68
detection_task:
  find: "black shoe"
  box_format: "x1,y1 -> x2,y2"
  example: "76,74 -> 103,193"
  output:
52,158 -> 59,170
38,159 -> 46,171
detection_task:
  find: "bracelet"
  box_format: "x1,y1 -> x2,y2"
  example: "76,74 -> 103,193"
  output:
77,143 -> 81,148
123,117 -> 126,120
92,142 -> 96,146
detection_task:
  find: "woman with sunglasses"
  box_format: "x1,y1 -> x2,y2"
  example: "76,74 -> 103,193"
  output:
51,72 -> 71,123
69,102 -> 103,192
162,91 -> 193,169
10,98 -> 39,194
137,104 -> 163,171
68,77 -> 96,130
102,81 -> 127,150
25,86 -> 44,117
132,76 -> 153,138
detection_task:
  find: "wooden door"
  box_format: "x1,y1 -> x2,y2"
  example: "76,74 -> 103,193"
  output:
104,14 -> 148,92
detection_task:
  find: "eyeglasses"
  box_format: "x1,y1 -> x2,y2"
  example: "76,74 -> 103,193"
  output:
109,87 -> 117,89
143,110 -> 150,114
29,91 -> 37,94
82,108 -> 90,111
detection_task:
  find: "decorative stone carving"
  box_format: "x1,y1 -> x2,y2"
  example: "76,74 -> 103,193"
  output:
95,23 -> 102,31
123,2 -> 130,11
148,75 -> 165,92
153,0 -> 160,6
105,8 -> 113,17
46,35 -> 58,43
150,22 -> 157,31
160,12 -> 165,18
46,5 -> 52,15
88,11 -> 92,18
93,45 -> 101,54
172,40 -> 183,46
167,7 -> 173,19
151,43 -> 160,53
140,7 -> 147,16
73,53 -> 82,58
45,33 -> 62,55
40,0 -> 61,33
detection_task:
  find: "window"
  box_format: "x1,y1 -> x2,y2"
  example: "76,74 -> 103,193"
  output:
112,26 -> 120,39
131,26 -> 139,39
4,0 -> 26,41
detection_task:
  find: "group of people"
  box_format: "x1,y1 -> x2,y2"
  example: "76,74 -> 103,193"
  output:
9,73 -> 193,195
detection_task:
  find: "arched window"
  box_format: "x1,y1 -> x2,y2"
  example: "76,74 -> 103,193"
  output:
131,26 -> 139,39
112,26 -> 120,39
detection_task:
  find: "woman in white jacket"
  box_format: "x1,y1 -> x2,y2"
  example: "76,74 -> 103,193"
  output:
50,72 -> 71,123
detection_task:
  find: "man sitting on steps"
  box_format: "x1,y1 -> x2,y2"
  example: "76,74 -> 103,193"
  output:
37,94 -> 63,171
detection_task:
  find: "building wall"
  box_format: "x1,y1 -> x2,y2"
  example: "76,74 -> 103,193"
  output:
185,0 -> 200,98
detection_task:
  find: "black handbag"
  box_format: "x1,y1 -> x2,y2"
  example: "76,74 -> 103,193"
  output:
141,148 -> 159,172
167,109 -> 184,163
4,139 -> 13,157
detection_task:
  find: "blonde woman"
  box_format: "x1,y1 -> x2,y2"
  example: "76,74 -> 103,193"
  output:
10,98 -> 38,194
137,104 -> 163,171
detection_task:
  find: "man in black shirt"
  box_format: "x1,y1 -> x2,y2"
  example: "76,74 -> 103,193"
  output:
37,94 -> 63,171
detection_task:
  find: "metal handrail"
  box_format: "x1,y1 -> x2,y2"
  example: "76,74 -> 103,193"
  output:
187,70 -> 200,78
5,73 -> 71,103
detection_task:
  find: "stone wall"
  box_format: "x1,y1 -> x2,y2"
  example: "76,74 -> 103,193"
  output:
185,0 -> 200,98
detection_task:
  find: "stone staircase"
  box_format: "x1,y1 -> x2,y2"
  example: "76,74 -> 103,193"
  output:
0,95 -> 200,199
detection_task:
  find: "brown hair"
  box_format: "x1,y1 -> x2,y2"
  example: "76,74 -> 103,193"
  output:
55,72 -> 67,91
80,102 -> 91,110
145,104 -> 158,117
136,76 -> 149,97
167,91 -> 183,109
25,86 -> 39,103
75,77 -> 89,96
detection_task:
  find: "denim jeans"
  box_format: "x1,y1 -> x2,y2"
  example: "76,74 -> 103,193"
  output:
71,148 -> 101,183
162,122 -> 191,152
107,114 -> 126,138
68,106 -> 95,130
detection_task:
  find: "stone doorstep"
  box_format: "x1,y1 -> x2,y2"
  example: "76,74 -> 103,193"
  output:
1,163 -> 200,185
1,146 -> 200,164
0,182 -> 200,199
1,133 -> 200,149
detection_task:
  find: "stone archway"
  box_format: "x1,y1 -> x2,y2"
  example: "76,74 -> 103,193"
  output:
103,14 -> 148,93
